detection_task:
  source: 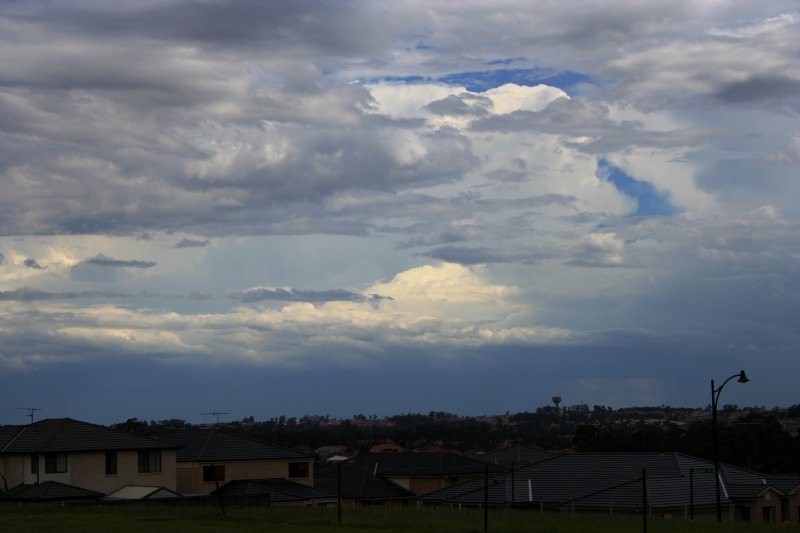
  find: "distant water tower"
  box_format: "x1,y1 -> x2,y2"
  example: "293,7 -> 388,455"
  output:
552,396 -> 562,413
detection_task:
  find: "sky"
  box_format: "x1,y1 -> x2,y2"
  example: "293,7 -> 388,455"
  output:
1,1 -> 798,425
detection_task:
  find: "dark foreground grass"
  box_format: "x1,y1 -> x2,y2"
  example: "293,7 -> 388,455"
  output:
0,503 -> 784,533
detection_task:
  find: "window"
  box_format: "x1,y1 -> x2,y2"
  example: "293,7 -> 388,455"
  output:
44,453 -> 68,473
288,461 -> 309,478
202,464 -> 225,483
138,450 -> 161,473
30,454 -> 39,475
106,451 -> 117,475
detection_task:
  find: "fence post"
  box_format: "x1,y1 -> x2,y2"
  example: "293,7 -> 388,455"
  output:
689,467 -> 694,521
484,463 -> 489,533
642,468 -> 647,533
337,462 -> 342,524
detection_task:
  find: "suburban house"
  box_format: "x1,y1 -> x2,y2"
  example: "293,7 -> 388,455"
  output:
418,452 -> 800,524
159,427 -> 314,495
341,452 -> 502,496
0,418 -> 179,497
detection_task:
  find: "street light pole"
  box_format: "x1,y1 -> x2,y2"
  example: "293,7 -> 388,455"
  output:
711,370 -> 749,523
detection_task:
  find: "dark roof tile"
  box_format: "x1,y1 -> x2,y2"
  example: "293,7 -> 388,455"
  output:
0,481 -> 103,502
314,463 -> 414,500
349,452 -> 501,477
0,419 -> 177,454
212,478 -> 334,502
160,428 -> 310,462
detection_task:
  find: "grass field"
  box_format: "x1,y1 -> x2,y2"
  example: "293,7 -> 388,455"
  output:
0,503 -> 786,533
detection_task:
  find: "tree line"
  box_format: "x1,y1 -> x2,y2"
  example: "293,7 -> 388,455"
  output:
112,404 -> 800,474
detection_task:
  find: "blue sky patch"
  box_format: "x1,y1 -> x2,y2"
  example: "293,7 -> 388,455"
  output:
597,158 -> 678,217
376,68 -> 592,95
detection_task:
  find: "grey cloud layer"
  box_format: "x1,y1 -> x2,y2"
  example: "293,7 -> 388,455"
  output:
229,287 -> 392,304
1,1 -> 797,238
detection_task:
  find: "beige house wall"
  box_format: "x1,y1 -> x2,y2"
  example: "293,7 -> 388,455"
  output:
176,458 -> 313,495
71,449 -> 177,494
737,489 -> 792,524
386,475 -> 474,496
1,455 -> 25,489
6,449 -> 176,494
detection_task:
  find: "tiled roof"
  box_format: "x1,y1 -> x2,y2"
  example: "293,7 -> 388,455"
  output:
767,475 -> 800,494
213,478 -> 334,502
0,481 -> 103,502
419,452 -> 786,508
349,452 -> 500,477
0,418 -> 177,454
561,475 -> 724,511
105,485 -> 182,500
477,445 -> 557,468
160,428 -> 310,462
314,462 -> 415,501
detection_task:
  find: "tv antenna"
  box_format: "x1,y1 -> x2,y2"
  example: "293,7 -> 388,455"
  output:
201,412 -> 230,425
18,407 -> 42,424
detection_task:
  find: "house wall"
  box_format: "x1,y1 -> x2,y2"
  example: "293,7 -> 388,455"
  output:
388,475 -> 476,496
176,458 -> 314,495
12,449 -> 177,494
409,477 -> 450,495
0,455 -> 25,489
71,449 -> 177,494
736,490 -> 795,524
785,493 -> 800,524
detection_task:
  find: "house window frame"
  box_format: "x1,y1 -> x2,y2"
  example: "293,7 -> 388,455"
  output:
288,461 -> 309,478
137,449 -> 162,473
106,451 -> 118,475
44,453 -> 68,474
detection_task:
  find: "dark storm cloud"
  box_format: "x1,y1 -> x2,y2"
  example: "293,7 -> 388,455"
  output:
23,258 -> 44,270
0,288 -> 129,301
11,1 -> 398,56
714,75 -> 800,108
0,252 -> 7,265
175,238 -> 210,249
395,226 -> 482,249
229,287 -> 388,304
84,256 -> 157,268
694,158 -> 800,213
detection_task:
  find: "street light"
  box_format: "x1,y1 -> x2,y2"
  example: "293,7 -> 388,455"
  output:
711,370 -> 749,523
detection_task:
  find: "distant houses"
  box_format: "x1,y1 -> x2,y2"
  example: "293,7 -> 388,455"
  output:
1,417 -> 799,524
418,452 -> 800,524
